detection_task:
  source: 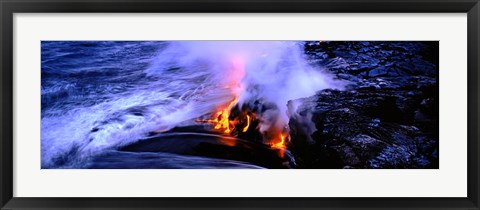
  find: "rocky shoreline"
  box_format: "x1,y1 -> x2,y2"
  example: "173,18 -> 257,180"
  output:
287,41 -> 439,168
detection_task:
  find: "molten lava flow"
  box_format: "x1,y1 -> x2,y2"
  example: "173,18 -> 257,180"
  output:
242,115 -> 251,132
270,133 -> 287,149
200,99 -> 255,135
270,133 -> 287,159
195,98 -> 238,134
213,98 -> 238,134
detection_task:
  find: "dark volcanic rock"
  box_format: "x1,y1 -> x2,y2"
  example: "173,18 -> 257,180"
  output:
304,41 -> 438,81
289,86 -> 438,168
288,41 -> 439,169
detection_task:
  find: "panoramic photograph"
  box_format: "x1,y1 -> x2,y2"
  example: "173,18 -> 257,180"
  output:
41,41 -> 439,169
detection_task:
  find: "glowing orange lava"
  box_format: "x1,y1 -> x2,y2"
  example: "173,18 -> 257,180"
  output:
242,115 -> 251,132
199,98 -> 256,135
213,98 -> 238,134
270,133 -> 287,149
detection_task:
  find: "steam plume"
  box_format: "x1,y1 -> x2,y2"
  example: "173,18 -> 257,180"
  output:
147,41 -> 344,141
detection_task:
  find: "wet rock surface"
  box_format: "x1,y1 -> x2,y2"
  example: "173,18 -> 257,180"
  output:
289,41 -> 439,168
119,132 -> 290,169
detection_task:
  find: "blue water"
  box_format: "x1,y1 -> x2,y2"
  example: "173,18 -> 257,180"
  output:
41,41 -> 260,169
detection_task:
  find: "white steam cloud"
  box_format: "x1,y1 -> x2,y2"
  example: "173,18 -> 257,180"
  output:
147,41 -> 344,138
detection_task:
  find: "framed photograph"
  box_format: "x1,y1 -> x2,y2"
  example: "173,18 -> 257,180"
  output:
1,0 -> 479,209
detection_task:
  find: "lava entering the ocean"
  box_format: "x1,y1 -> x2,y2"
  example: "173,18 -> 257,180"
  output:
196,55 -> 289,150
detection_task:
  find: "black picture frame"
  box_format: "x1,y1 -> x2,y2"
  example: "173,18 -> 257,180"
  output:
1,0 -> 479,209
